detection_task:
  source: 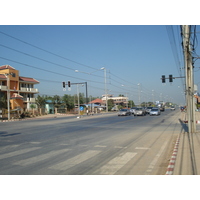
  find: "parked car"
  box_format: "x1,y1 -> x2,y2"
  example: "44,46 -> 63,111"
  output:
130,107 -> 137,115
146,107 -> 153,114
118,109 -> 131,116
150,107 -> 161,116
134,107 -> 146,116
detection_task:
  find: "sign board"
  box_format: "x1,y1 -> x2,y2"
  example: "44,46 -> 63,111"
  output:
80,106 -> 84,111
68,88 -> 71,91
63,88 -> 66,91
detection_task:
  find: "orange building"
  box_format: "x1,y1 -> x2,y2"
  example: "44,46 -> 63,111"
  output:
0,65 -> 39,111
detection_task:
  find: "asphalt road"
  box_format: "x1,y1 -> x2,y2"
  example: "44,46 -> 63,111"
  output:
0,109 -> 183,175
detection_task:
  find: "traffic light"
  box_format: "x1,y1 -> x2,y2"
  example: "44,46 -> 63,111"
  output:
68,81 -> 71,87
169,75 -> 173,82
162,75 -> 165,83
62,82 -> 66,88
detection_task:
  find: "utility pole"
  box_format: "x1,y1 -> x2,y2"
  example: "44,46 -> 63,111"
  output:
5,73 -> 11,120
182,25 -> 196,133
101,67 -> 108,112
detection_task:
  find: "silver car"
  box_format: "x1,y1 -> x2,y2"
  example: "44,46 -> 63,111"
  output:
130,107 -> 137,115
118,109 -> 131,116
146,106 -> 153,114
134,107 -> 146,116
150,107 -> 161,116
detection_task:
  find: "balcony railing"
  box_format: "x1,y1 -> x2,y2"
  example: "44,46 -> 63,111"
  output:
20,87 -> 38,93
23,98 -> 36,102
0,85 -> 8,90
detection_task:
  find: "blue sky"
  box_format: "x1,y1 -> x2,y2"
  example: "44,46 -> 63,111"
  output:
1,25 -> 200,105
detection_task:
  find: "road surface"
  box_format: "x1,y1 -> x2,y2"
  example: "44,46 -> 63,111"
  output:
0,109 -> 183,175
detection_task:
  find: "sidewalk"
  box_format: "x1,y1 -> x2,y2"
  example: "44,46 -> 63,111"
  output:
173,111 -> 200,175
0,112 -> 116,122
0,113 -> 75,122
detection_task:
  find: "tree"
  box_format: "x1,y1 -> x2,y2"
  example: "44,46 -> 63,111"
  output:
108,99 -> 114,111
128,100 -> 135,108
119,94 -> 124,97
52,95 -> 62,109
36,95 -> 47,109
30,104 -> 36,115
0,93 -> 7,109
74,93 -> 85,105
62,94 -> 74,111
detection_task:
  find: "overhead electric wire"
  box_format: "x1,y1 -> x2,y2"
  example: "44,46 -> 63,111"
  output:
0,31 -> 99,71
0,56 -> 103,85
0,30 -> 172,101
0,43 -> 104,79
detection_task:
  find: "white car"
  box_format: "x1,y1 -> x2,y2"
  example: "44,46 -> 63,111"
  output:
130,107 -> 137,115
150,108 -> 161,116
118,109 -> 131,116
171,106 -> 175,111
134,107 -> 146,116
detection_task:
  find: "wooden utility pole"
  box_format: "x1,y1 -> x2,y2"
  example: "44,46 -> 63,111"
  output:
182,25 -> 196,133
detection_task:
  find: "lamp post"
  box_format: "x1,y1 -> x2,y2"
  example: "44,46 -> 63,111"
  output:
101,67 -> 108,112
137,83 -> 141,106
121,84 -> 130,109
75,67 -> 108,112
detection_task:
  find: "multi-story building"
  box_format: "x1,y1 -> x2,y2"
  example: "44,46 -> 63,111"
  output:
0,65 -> 39,111
101,94 -> 128,105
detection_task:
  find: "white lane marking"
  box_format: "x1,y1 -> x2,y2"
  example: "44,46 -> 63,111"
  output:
0,145 -> 20,152
14,149 -> 70,166
29,142 -> 41,144
96,152 -> 137,175
94,145 -> 107,148
114,146 -> 127,149
49,150 -> 101,171
0,147 -> 41,160
145,141 -> 168,174
135,147 -> 150,150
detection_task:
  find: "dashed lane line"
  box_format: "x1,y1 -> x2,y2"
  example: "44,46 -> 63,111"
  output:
0,147 -> 41,160
14,149 -> 70,166
95,152 -> 137,175
49,150 -> 101,171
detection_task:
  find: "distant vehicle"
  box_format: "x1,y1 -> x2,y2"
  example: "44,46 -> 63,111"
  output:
157,103 -> 165,112
134,107 -> 146,116
150,107 -> 161,116
146,107 -> 153,114
130,107 -> 137,115
118,109 -> 131,116
171,106 -> 175,111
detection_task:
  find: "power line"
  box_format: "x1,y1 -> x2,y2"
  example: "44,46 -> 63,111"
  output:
0,31 -> 99,71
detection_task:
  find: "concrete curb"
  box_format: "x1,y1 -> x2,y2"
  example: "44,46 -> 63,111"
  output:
165,136 -> 180,175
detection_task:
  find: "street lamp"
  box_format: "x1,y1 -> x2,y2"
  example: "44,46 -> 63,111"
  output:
121,84 -> 130,109
75,67 -> 108,112
101,67 -> 108,112
137,83 -> 141,106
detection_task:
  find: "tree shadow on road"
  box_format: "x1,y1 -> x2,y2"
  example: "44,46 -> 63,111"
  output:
179,119 -> 188,132
0,132 -> 21,137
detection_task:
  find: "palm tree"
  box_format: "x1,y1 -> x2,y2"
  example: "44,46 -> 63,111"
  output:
35,95 -> 47,115
30,104 -> 36,115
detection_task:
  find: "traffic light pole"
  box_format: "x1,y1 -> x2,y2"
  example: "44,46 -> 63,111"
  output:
62,81 -> 88,105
